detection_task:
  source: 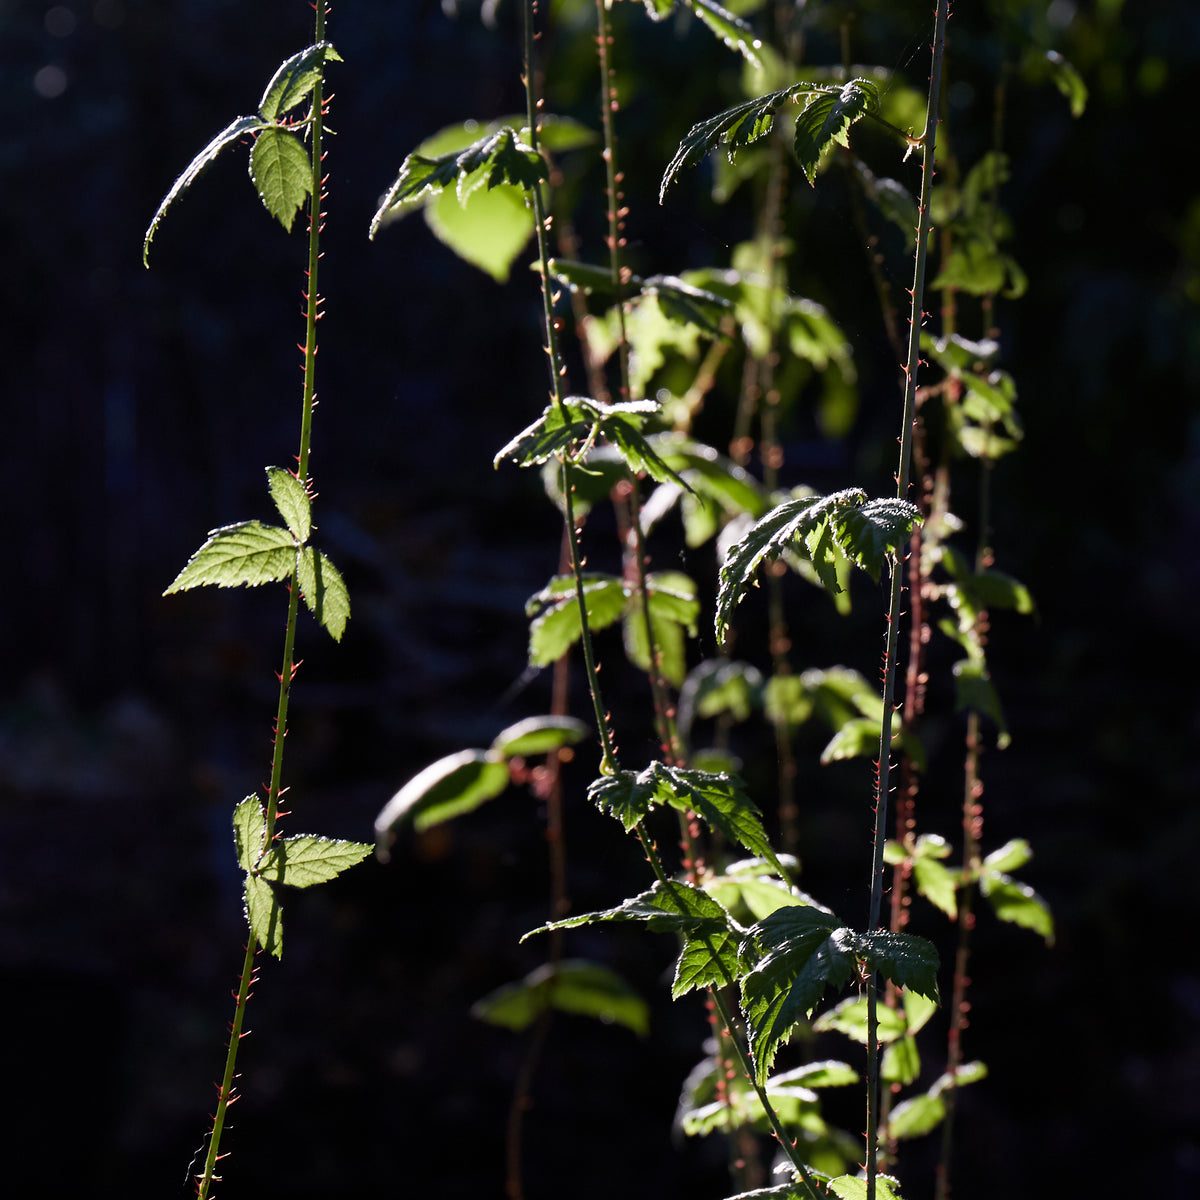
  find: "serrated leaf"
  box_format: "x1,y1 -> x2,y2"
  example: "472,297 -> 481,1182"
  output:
645,761 -> 783,872
233,796 -> 266,872
370,128 -> 545,238
587,770 -> 659,832
490,715 -> 590,759
661,83 -> 816,202
689,0 -> 762,66
374,749 -> 510,852
164,521 -> 295,593
494,404 -> 588,469
250,126 -> 312,231
882,1034 -> 921,1085
244,872 -> 283,959
715,489 -> 865,646
265,466 -> 311,542
600,414 -> 692,490
258,41 -> 341,122
854,931 -> 939,1002
296,547 -> 350,642
527,574 -> 627,666
258,835 -> 371,888
812,995 -> 907,1045
829,1173 -> 903,1200
913,855 -> 958,919
471,959 -> 650,1036
793,78 -> 880,186
830,497 -> 922,583
649,434 -> 769,520
740,905 -> 854,1083
979,871 -> 1054,943
143,114 -> 267,264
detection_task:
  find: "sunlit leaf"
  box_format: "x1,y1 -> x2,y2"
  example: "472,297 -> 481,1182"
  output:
588,770 -> 659,832
882,1035 -> 921,1085
812,995 -> 906,1044
257,40 -> 341,121
374,749 -> 510,853
983,838 -> 1032,874
244,872 -> 283,959
623,572 -> 700,686
250,125 -> 312,231
854,931 -> 939,1002
164,521 -> 294,593
233,796 -> 266,873
471,959 -> 649,1036
297,547 -> 350,642
258,836 -> 371,889
425,182 -> 534,282
913,855 -> 958,919
979,870 -> 1054,943
793,78 -> 880,185
829,1173 -> 903,1200
527,574 -> 627,666
144,114 -> 267,264
490,715 -> 590,759
266,466 -> 311,542
689,0 -> 762,66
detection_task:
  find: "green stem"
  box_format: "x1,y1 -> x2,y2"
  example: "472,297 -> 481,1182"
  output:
867,3 -> 948,1195
524,0 -> 617,771
195,9 -> 331,1192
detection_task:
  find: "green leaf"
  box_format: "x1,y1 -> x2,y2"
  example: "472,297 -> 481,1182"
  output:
370,128 -> 545,236
983,838 -> 1032,874
661,83 -> 817,202
854,158 -> 918,248
904,988 -> 939,1036
740,905 -> 854,1083
489,715 -> 590,759
881,1035 -> 921,1085
233,796 -> 266,872
623,572 -> 700,686
772,1059 -> 859,1089
257,41 -> 341,121
951,659 -> 1009,747
600,414 -> 693,490
912,855 -> 958,919
425,183 -> 535,282
853,931 -> 939,1002
266,467 -> 311,542
793,78 -> 880,185
250,125 -> 312,231
258,835 -> 371,888
143,114 -> 267,264
689,0 -> 763,66
829,1173 -> 903,1200
812,995 -> 907,1045
1046,50 -> 1088,117
494,404 -> 588,469
527,574 -> 627,666
164,521 -> 295,593
830,497 -> 923,584
887,1091 -> 944,1140
144,115 -> 268,265
678,659 -> 763,737
979,871 -> 1055,943
244,872 -> 283,959
644,761 -> 783,872
471,959 -> 650,1036
374,749 -> 511,853
296,547 -> 351,642
819,716 -> 924,773
588,770 -> 660,832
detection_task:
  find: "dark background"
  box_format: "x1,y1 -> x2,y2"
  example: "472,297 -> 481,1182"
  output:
3,0 -> 1198,1196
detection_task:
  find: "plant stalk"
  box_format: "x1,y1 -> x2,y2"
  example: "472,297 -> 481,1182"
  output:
866,3 -> 948,1195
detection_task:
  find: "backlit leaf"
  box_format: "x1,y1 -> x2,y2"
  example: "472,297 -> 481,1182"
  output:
527,574 -> 627,666
913,855 -> 958,919
250,125 -> 312,231
144,114 -> 267,264
830,497 -> 922,583
297,548 -> 350,642
623,572 -> 700,686
882,1035 -> 921,1085
588,770 -> 659,832
793,78 -> 880,185
887,1092 -> 944,1140
829,1173 -> 903,1200
979,871 -> 1054,943
490,715 -> 590,759
266,466 -> 311,542
812,995 -> 907,1044
854,931 -> 939,1002
472,959 -> 650,1036
690,0 -> 762,66
374,749 -> 510,854
258,835 -> 371,888
164,521 -> 294,593
233,796 -> 266,872
983,838 -> 1032,874
244,872 -> 283,959
425,183 -> 535,282
257,41 -> 341,121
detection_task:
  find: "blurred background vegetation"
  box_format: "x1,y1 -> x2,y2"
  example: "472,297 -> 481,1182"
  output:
2,0 -> 1198,1196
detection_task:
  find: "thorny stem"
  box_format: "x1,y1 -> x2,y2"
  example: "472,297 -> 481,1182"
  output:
195,6 -> 331,1195
524,0 -> 617,772
867,4 -> 948,1197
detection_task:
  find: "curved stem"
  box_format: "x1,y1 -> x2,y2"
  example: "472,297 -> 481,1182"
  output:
867,3 -> 948,1195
